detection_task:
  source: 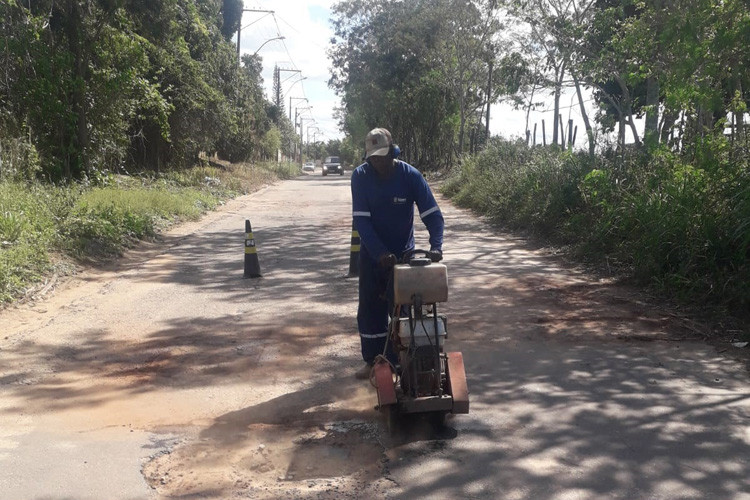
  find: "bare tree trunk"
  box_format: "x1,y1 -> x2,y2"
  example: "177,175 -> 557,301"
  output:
613,74 -> 641,146
559,114 -> 565,149
573,72 -> 595,157
458,92 -> 466,154
525,84 -> 537,135
734,78 -> 744,141
698,106 -> 714,136
678,111 -> 687,154
552,62 -> 566,147
66,0 -> 89,179
568,119 -> 573,149
659,108 -> 679,145
596,86 -> 626,151
644,76 -> 659,146
485,60 -> 493,142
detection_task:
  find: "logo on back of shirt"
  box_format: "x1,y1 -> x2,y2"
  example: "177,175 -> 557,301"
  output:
393,196 -> 407,204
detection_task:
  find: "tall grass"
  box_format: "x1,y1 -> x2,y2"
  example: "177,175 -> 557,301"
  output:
0,183 -> 76,300
0,161 -> 298,303
63,187 -> 219,257
443,138 -> 750,319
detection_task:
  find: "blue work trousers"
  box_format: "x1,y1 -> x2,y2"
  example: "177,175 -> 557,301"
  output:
357,252 -> 398,365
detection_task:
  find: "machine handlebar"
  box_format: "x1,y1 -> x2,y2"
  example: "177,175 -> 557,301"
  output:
401,248 -> 442,265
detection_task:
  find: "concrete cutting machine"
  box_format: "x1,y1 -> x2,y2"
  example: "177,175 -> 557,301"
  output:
372,250 -> 469,431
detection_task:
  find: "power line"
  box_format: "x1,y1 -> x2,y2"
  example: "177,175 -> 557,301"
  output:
275,14 -> 328,51
240,12 -> 272,32
272,14 -> 299,72
242,2 -> 335,140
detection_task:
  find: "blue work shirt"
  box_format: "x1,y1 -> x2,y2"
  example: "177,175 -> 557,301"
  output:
351,160 -> 444,261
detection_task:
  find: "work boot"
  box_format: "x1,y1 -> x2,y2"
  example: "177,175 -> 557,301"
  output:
354,363 -> 373,380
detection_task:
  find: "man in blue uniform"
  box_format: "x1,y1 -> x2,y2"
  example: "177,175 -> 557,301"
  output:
351,128 -> 444,379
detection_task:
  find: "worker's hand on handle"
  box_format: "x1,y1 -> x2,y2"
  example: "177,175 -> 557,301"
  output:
378,253 -> 397,269
429,249 -> 443,262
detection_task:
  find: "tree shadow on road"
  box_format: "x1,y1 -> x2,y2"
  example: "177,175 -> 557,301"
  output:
2,190 -> 749,499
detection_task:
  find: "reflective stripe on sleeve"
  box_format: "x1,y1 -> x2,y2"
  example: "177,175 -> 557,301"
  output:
359,331 -> 388,339
420,206 -> 440,219
353,211 -> 371,217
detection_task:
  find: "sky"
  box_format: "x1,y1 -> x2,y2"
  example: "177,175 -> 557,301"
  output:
238,1 -> 341,143
237,1 -> 624,151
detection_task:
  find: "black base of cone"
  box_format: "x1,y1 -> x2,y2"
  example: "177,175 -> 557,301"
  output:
348,255 -> 359,277
244,219 -> 261,278
244,254 -> 262,278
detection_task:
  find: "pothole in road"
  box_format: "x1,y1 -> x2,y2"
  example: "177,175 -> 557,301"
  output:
143,420 -> 385,498
283,421 -> 382,480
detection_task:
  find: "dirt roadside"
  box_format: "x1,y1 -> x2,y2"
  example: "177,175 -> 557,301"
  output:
1,173 -> 749,500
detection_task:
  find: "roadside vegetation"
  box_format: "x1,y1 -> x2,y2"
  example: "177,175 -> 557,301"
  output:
330,0 -> 750,327
443,139 -> 750,321
2,0 -> 749,325
0,1 -> 306,304
0,161 -> 298,303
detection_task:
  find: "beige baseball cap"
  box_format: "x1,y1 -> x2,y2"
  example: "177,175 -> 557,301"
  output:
365,128 -> 393,158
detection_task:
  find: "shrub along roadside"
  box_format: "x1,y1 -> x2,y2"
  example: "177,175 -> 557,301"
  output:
442,139 -> 750,323
0,161 -> 298,303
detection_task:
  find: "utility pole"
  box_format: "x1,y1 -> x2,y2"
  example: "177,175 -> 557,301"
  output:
307,127 -> 320,157
237,9 -> 274,62
485,59 -> 493,141
295,107 -> 312,162
277,68 -> 301,114
298,117 -> 313,164
289,97 -> 307,120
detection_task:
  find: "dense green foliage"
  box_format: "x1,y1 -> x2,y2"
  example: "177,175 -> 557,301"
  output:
329,0 -> 501,168
1,0 -> 747,319
330,0 -> 749,159
329,0 -> 749,317
444,138 -> 750,317
0,0 -> 297,181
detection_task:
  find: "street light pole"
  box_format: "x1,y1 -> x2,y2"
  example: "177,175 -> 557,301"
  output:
283,75 -> 306,117
289,97 -> 307,120
253,36 -> 285,56
307,126 -> 320,146
277,69 -> 301,111
284,75 -> 307,92
237,9 -> 274,62
307,127 -> 320,157
298,117 -> 313,164
294,107 -> 312,131
294,107 -> 312,162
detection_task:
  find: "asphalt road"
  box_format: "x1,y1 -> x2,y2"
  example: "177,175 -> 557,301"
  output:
1,170 -> 749,499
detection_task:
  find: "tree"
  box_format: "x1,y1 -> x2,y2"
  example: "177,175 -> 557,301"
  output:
507,0 -> 599,152
330,0 -> 501,167
220,0 -> 243,40
1,0 -> 278,178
